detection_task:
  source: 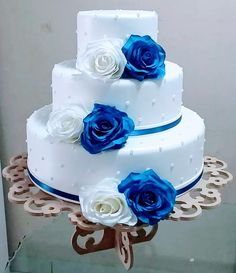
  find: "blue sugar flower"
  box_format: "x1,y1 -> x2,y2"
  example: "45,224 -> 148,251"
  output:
81,104 -> 134,154
122,35 -> 166,81
118,169 -> 176,225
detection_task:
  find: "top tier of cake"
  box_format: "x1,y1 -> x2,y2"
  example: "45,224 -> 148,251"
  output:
51,10 -> 184,130
77,10 -> 158,63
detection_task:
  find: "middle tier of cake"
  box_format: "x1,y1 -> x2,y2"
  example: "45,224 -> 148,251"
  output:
52,60 -> 183,129
27,105 -> 205,203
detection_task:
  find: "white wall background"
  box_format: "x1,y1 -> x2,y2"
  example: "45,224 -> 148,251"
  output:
0,0 -> 236,262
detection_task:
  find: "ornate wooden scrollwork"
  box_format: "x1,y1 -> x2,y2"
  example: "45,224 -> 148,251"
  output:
2,155 -> 232,270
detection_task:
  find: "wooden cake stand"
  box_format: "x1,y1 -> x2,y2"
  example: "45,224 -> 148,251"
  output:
2,155 -> 233,270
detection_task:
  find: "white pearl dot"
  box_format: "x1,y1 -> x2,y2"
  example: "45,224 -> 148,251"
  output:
161,113 -> 165,120
189,155 -> 193,163
181,89 -> 184,93
189,258 -> 195,263
72,183 -> 75,188
125,100 -> 130,108
116,170 -> 121,176
25,139 -> 27,143
146,167 -> 151,171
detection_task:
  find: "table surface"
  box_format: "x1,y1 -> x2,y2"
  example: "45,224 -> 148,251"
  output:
4,203 -> 236,273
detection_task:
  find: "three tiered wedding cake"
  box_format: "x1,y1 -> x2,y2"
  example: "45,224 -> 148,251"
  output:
26,10 -> 205,227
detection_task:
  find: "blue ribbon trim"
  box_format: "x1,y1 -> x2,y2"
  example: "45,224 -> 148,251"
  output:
130,115 -> 182,136
28,169 -> 80,202
176,170 -> 203,195
28,168 -> 203,202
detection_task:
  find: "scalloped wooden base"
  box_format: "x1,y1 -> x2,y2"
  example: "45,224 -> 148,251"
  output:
2,155 -> 233,270
72,225 -> 158,269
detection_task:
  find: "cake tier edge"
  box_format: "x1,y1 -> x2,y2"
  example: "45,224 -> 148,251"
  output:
77,10 -> 158,59
26,105 -> 205,203
52,60 -> 183,129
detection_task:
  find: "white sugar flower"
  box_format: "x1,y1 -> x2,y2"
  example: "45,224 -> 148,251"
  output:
47,105 -> 87,143
79,178 -> 137,227
78,39 -> 127,81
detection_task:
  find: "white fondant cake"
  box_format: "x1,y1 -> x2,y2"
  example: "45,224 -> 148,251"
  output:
27,105 -> 204,199
26,10 -> 205,226
52,60 -> 183,129
77,10 -> 158,61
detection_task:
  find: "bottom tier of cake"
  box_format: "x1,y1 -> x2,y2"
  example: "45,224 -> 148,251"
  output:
26,106 -> 205,203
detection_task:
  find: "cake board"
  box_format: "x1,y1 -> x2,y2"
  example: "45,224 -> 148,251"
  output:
2,154 -> 233,270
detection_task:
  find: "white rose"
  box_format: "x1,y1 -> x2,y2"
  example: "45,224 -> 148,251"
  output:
79,178 -> 137,227
47,105 -> 87,143
78,39 -> 127,81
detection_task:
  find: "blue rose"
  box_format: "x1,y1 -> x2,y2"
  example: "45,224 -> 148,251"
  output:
118,169 -> 176,225
121,35 -> 166,81
81,104 -> 135,154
